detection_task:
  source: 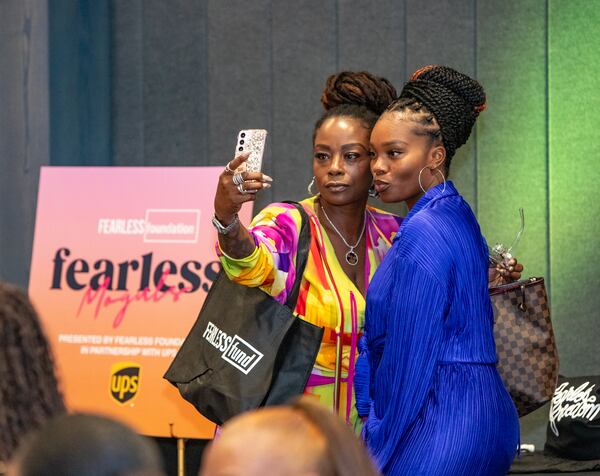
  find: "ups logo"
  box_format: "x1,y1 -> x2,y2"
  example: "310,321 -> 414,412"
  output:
110,362 -> 141,405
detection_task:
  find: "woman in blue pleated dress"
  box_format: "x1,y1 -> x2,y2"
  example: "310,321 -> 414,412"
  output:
356,65 -> 519,475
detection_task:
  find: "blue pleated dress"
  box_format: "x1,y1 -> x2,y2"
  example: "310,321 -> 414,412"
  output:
356,181 -> 519,475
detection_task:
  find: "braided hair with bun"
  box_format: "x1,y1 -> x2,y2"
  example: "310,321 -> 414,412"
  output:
314,71 -> 397,141
387,65 -> 486,170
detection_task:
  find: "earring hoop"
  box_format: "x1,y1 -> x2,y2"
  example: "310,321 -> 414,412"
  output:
418,167 -> 446,194
307,176 -> 317,195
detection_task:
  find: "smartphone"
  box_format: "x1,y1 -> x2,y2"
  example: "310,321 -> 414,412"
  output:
234,129 -> 267,174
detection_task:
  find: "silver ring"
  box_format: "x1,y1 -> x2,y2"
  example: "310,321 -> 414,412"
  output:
224,162 -> 235,174
237,183 -> 247,194
232,173 -> 244,186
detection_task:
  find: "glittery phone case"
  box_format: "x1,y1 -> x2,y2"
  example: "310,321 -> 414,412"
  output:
234,129 -> 267,174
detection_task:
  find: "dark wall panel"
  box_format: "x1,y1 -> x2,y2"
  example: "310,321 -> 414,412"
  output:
338,0 -> 406,90
112,0 -> 208,167
405,0 -> 476,76
111,0 -> 144,165
142,0 -> 208,166
49,0 -> 111,166
0,0 -> 49,287
406,0 -> 477,209
207,0 -> 273,207
270,1 -> 337,203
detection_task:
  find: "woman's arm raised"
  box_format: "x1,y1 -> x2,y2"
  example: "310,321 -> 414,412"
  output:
213,153 -> 272,259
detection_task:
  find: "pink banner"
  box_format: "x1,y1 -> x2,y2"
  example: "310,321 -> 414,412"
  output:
29,167 -> 253,438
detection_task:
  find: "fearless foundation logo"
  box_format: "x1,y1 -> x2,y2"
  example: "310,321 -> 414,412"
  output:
110,362 -> 141,404
97,209 -> 201,243
202,322 -> 263,374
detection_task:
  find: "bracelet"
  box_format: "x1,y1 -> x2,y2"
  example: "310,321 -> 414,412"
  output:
211,214 -> 240,235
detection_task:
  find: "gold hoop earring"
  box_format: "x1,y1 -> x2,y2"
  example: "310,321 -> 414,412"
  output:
418,167 -> 446,194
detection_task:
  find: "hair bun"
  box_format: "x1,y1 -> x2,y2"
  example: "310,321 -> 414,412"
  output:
397,65 -> 487,160
320,71 -> 397,115
412,65 -> 486,113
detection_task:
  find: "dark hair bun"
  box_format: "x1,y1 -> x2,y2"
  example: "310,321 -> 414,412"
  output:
398,65 -> 486,159
320,71 -> 397,115
411,65 -> 486,113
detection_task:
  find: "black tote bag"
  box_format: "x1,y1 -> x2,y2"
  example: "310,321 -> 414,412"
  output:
163,202 -> 323,425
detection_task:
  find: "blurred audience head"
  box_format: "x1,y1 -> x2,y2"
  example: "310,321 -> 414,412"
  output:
0,281 -> 65,463
200,397 -> 380,476
8,413 -> 165,476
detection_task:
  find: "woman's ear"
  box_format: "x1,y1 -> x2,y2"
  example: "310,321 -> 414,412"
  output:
427,145 -> 446,170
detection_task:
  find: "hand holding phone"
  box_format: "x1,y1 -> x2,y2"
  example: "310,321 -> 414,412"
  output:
233,129 -> 267,174
213,129 -> 271,226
